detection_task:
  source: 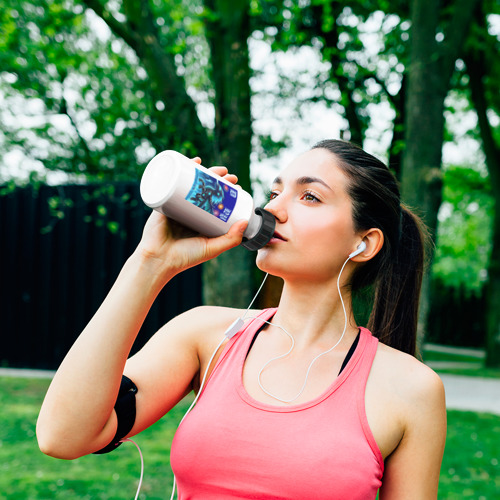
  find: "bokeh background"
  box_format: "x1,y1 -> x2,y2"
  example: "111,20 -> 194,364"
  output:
0,0 -> 499,498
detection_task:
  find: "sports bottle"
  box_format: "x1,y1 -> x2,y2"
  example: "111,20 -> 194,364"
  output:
140,150 -> 275,250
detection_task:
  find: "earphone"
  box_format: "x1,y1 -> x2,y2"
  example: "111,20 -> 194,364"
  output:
349,240 -> 366,259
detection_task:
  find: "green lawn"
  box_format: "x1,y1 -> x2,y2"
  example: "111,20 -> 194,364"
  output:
423,345 -> 500,379
1,376 -> 499,499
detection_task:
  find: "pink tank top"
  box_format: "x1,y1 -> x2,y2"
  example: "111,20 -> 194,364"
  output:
171,308 -> 384,499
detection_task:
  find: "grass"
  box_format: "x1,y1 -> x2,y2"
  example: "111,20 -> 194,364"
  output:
0,377 -> 183,499
1,376 -> 499,499
442,411 -> 500,499
423,350 -> 483,364
423,345 -> 500,379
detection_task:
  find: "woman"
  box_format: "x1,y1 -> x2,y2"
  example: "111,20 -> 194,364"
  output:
37,139 -> 447,499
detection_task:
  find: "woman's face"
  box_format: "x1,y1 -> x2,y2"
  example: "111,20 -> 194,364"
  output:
256,148 -> 359,283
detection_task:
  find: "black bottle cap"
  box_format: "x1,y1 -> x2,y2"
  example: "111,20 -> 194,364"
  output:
241,207 -> 276,251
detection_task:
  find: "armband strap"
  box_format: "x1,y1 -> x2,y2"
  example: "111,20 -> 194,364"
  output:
94,375 -> 138,454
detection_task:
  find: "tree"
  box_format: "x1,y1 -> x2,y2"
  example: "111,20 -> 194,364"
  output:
0,0 -> 256,306
254,0 -> 499,353
2,0 -> 498,333
199,0 -> 255,305
0,0 -> 210,180
401,0 -> 482,345
463,1 -> 500,366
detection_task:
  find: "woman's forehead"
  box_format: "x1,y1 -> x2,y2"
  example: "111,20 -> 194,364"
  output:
275,148 -> 349,188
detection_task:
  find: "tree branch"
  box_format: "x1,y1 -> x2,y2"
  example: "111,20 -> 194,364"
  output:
80,0 -> 138,49
80,0 -> 211,159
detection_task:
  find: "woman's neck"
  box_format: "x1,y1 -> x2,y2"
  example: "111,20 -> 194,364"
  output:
271,278 -> 359,349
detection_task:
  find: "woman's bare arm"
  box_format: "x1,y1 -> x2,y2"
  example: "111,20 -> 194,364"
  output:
37,166 -> 247,459
379,365 -> 447,499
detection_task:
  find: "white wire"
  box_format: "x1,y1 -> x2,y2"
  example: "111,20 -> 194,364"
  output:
241,272 -> 269,320
257,255 -> 351,403
120,438 -> 144,500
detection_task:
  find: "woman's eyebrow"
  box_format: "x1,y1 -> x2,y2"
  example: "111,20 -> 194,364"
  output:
296,176 -> 333,191
272,175 -> 332,191
272,175 -> 333,191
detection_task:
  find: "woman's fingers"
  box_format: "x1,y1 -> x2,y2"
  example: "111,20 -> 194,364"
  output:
190,160 -> 239,186
201,219 -> 248,260
208,166 -> 239,186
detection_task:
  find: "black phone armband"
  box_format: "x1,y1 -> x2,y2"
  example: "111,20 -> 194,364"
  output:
94,375 -> 138,454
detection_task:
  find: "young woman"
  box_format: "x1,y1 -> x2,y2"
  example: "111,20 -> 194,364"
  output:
37,139 -> 447,499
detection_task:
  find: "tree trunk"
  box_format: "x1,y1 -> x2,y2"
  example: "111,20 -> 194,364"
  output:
202,0 -> 255,307
465,36 -> 500,367
388,74 -> 406,181
402,0 -> 481,346
402,0 -> 445,348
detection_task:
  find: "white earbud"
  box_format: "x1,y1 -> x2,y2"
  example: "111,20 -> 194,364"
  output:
349,240 -> 367,259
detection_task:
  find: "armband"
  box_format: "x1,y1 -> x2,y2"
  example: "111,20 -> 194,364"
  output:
94,375 -> 138,454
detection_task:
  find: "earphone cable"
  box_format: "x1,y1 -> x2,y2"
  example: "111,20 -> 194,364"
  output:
256,255 -> 351,403
120,438 -> 144,500
169,333 -> 227,500
241,272 -> 269,320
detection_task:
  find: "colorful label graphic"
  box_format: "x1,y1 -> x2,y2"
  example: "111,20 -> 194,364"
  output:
185,169 -> 238,222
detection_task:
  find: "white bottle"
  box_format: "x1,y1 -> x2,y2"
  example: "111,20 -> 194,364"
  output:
140,150 -> 275,250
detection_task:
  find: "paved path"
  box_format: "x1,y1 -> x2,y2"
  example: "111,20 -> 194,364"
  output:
1,368 -> 499,415
0,368 -> 56,379
439,373 -> 500,415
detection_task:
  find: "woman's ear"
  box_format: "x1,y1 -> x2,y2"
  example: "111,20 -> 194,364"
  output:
350,228 -> 384,262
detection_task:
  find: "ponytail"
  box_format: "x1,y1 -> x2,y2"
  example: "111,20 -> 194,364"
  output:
312,139 -> 430,356
367,206 -> 429,355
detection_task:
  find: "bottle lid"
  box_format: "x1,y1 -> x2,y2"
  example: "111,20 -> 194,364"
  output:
241,207 -> 276,251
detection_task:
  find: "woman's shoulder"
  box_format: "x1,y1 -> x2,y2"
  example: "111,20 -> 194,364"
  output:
175,306 -> 267,379
171,305 -> 265,341
179,305 -> 265,325
372,341 -> 445,411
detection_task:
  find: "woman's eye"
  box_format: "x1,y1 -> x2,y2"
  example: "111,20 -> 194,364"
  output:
303,192 -> 319,202
269,191 -> 279,200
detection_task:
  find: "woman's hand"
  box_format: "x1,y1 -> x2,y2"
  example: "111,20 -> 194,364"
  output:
135,158 -> 247,278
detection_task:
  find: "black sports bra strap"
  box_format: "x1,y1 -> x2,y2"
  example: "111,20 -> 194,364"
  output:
338,330 -> 361,375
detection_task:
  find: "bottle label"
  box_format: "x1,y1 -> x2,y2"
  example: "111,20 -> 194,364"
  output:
185,169 -> 238,222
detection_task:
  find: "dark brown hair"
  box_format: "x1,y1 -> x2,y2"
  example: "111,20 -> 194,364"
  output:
312,139 -> 428,356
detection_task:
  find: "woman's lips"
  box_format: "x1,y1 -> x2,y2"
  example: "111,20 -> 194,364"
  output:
269,231 -> 286,243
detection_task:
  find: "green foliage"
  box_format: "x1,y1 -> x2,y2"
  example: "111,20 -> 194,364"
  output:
0,0 -> 146,179
1,0 -> 498,315
432,165 -> 493,294
249,1 -> 412,146
254,133 -> 290,162
0,0 -> 212,183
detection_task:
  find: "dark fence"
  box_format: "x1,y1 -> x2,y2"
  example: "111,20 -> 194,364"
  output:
427,279 -> 486,348
0,183 -> 202,370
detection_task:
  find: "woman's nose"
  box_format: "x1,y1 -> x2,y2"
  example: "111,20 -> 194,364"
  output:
264,196 -> 287,223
